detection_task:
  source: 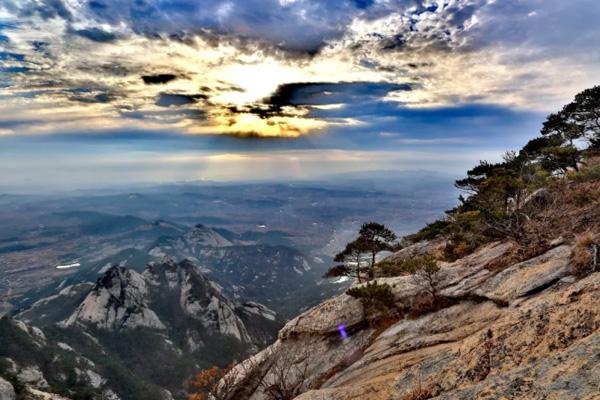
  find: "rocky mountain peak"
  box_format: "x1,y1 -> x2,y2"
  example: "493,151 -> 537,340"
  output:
60,258 -> 277,346
147,225 -> 233,260
185,225 -> 232,247
64,265 -> 165,331
96,265 -> 143,292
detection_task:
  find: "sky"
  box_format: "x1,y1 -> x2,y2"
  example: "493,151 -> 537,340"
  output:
0,0 -> 599,189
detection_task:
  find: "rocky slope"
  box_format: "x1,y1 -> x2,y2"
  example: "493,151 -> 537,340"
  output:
227,238 -> 600,399
3,259 -> 280,400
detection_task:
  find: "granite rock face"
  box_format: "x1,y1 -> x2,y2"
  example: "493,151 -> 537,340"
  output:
231,240 -> 600,400
143,259 -> 254,342
63,259 -> 274,342
0,377 -> 15,400
64,266 -> 165,331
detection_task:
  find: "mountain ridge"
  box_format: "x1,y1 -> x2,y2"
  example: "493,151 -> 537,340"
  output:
2,258 -> 280,400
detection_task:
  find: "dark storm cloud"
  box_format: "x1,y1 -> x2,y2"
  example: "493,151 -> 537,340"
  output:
70,27 -> 118,42
156,93 -> 208,108
3,0 -> 600,143
31,41 -> 49,53
236,81 -> 413,119
355,0 -> 489,55
121,108 -> 206,121
69,92 -> 115,104
76,62 -> 132,77
7,0 -> 600,63
142,74 -> 178,85
268,82 -> 412,107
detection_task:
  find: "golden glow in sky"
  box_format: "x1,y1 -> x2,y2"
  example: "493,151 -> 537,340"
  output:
0,0 -> 599,140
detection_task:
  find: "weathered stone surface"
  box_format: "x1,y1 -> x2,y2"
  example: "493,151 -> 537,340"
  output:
440,241 -> 514,298
241,302 -> 277,322
281,242 -> 513,341
0,377 -> 16,400
473,244 -> 571,303
279,294 -> 364,339
17,366 -> 48,388
383,239 -> 446,265
24,387 -> 72,400
240,328 -> 378,400
233,241 -> 600,400
64,267 -> 166,330
295,271 -> 600,400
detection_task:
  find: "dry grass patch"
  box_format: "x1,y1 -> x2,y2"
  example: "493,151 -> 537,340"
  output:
400,384 -> 433,400
571,231 -> 600,276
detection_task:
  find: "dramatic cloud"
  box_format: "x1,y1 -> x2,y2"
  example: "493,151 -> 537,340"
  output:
0,0 -> 598,144
231,81 -> 412,119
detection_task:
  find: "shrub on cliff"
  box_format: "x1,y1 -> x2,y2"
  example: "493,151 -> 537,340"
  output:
187,365 -> 238,400
571,232 -> 600,276
346,281 -> 396,319
405,255 -> 441,301
259,349 -> 311,400
573,157 -> 600,182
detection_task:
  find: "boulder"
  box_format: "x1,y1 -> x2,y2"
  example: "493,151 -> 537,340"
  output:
0,377 -> 15,400
17,366 -> 48,389
279,294 -> 364,339
473,245 -> 572,303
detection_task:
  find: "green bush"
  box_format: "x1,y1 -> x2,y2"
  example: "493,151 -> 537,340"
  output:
573,158 -> 600,182
346,281 -> 396,319
377,260 -> 408,277
572,187 -> 600,206
380,253 -> 444,277
406,219 -> 451,243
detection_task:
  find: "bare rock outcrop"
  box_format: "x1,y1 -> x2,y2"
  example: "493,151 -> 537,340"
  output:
62,259 -> 276,345
64,267 -> 165,330
231,240 -> 598,400
144,258 -> 253,342
0,377 -> 15,400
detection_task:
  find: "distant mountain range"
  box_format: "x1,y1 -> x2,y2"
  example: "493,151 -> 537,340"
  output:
0,219 -> 345,400
0,179 -> 457,400
2,258 -> 279,400
13,222 -> 341,319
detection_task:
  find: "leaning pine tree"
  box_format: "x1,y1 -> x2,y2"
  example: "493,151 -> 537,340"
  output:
325,222 -> 397,282
324,238 -> 369,283
358,222 -> 397,280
